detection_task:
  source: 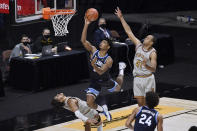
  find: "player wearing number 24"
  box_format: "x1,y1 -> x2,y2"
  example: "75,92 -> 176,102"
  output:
125,91 -> 163,131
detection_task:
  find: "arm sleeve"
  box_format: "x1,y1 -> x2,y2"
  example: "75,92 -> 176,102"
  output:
74,110 -> 88,122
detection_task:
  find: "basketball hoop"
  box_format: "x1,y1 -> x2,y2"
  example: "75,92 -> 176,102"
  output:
42,8 -> 75,36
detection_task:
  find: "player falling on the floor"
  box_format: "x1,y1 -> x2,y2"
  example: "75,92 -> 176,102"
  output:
81,15 -> 126,121
115,7 -> 157,107
125,91 -> 163,131
51,93 -> 103,131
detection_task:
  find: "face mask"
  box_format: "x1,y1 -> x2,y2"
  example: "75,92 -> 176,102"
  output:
23,42 -> 29,46
44,35 -> 50,39
99,24 -> 107,29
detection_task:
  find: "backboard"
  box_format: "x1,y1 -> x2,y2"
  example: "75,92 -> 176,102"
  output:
15,0 -> 76,23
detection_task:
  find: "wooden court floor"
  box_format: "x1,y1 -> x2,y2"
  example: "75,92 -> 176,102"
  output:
35,97 -> 197,131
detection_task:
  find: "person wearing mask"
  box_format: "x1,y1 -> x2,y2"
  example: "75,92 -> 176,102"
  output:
93,18 -> 112,48
9,34 -> 32,61
33,28 -> 56,53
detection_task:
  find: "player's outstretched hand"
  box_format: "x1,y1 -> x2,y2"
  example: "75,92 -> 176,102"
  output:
115,7 -> 123,18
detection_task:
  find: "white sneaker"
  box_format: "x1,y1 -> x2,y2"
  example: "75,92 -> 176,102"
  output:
102,105 -> 112,121
119,62 -> 126,70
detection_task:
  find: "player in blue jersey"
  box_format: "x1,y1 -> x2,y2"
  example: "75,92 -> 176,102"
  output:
81,16 -> 126,121
125,91 -> 163,131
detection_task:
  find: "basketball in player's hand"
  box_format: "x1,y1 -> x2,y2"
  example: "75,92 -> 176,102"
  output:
85,8 -> 99,22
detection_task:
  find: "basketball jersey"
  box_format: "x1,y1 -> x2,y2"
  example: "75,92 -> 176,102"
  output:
90,50 -> 111,81
63,97 -> 91,115
134,106 -> 159,131
133,44 -> 156,76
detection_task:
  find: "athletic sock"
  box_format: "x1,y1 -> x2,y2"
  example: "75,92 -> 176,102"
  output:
119,69 -> 124,76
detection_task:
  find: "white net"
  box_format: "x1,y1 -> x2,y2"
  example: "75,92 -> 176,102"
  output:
50,13 -> 74,36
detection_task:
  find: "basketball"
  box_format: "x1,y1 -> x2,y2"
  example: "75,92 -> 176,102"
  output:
85,8 -> 99,21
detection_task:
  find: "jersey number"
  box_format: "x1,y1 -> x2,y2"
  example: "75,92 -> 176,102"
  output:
139,114 -> 152,126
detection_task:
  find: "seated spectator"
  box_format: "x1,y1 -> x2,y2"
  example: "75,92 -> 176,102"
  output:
93,18 -> 113,48
32,28 -> 56,53
9,34 -> 32,61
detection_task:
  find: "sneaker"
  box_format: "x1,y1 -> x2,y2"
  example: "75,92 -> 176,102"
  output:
102,105 -> 112,121
119,62 -> 126,70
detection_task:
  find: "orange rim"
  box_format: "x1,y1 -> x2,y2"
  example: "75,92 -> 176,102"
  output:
50,9 -> 75,15
42,8 -> 75,19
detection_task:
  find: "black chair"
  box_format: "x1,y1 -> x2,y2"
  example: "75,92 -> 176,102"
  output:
0,68 -> 5,97
1,50 -> 12,81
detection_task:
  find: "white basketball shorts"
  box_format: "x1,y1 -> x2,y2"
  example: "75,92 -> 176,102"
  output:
133,74 -> 156,98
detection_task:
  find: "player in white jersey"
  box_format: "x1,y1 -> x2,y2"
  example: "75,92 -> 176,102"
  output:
51,93 -> 103,131
115,7 -> 157,107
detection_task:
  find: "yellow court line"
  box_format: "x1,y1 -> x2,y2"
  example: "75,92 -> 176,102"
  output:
62,104 -> 185,131
36,97 -> 197,131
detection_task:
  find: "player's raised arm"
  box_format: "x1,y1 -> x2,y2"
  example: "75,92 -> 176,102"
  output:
81,17 -> 97,54
115,7 -> 141,46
